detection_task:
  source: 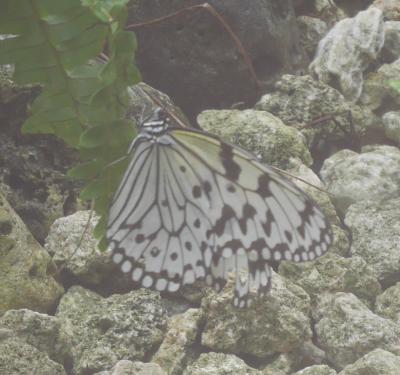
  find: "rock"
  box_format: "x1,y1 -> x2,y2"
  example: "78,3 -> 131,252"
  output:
94,360 -> 166,375
372,0 -> 400,21
262,351 -> 300,375
292,365 -> 337,375
56,286 -> 167,374
128,1 -> 308,120
0,309 -> 73,365
262,342 -> 326,375
201,271 -> 312,358
320,145 -> 400,214
359,58 -> 400,111
183,352 -> 261,375
153,308 -> 204,375
382,21 -> 400,62
0,337 -> 67,375
345,197 -> 400,285
310,7 -> 384,101
279,253 -> 381,306
255,74 -> 373,154
0,192 -> 64,312
375,282 -> 400,324
45,210 -> 113,285
197,109 -> 312,169
382,111 -> 400,144
338,348 -> 400,375
314,292 -> 400,370
314,0 -> 347,27
297,16 -> 328,59
0,100 -> 79,243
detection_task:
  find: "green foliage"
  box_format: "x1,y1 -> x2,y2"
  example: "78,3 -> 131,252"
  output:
0,0 -> 141,249
390,80 -> 400,92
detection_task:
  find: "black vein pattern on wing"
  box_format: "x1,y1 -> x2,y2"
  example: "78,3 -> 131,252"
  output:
170,131 -> 331,260
109,138 -> 222,289
108,141 -> 154,229
108,127 -> 332,306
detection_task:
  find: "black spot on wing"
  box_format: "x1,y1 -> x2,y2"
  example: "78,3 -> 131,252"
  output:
203,181 -> 212,194
207,203 -> 257,239
284,230 -> 293,243
135,234 -> 145,243
297,200 -> 316,239
262,210 -> 274,236
227,184 -> 236,192
192,185 -> 201,198
220,143 -> 241,181
256,174 -> 273,198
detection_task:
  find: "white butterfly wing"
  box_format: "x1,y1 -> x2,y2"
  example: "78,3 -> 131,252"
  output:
107,128 -> 332,307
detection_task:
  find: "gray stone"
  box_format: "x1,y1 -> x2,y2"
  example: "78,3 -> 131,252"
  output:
0,118 -> 79,243
0,192 -> 64,312
382,21 -> 400,62
314,292 -> 400,370
0,309 -> 73,365
153,308 -> 204,375
201,271 -> 311,358
262,342 -> 326,375
293,365 -> 337,375
338,348 -> 400,375
297,16 -> 328,59
375,282 -> 400,324
183,352 -> 261,375
345,197 -> 400,285
45,210 -> 113,285
359,58 -> 400,111
56,286 -> 167,374
279,253 -> 381,306
320,145 -> 400,214
94,360 -> 166,375
314,0 -> 347,27
372,0 -> 400,21
255,74 -> 373,151
197,109 -> 312,169
0,337 -> 66,375
382,111 -> 400,144
261,352 -> 300,375
310,7 -> 384,101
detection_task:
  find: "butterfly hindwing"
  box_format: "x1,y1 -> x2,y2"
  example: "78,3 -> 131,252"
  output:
107,126 -> 332,307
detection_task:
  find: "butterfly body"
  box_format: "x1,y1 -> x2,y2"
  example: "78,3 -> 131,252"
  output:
107,108 -> 332,307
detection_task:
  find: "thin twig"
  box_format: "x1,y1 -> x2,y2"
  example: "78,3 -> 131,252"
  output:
127,3 -> 261,89
298,110 -> 351,130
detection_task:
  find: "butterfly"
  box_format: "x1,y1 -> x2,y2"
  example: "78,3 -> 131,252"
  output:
107,107 -> 332,308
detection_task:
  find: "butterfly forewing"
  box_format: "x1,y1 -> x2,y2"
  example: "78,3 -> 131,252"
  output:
107,113 -> 332,308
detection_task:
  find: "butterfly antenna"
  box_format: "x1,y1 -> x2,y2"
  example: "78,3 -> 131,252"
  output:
271,166 -> 333,197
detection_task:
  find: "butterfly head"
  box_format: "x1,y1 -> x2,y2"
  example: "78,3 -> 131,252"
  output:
140,107 -> 170,136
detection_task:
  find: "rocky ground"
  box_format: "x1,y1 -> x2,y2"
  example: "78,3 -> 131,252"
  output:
1,1 -> 400,374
